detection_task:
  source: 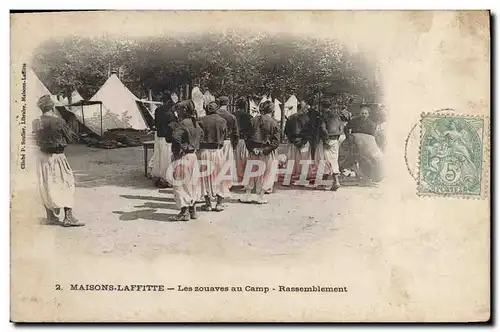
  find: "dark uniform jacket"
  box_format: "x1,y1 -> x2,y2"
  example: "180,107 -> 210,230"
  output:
198,113 -> 227,149
154,104 -> 171,138
233,108 -> 252,140
345,116 -> 377,137
308,108 -> 322,147
163,110 -> 179,143
245,114 -> 280,155
284,112 -> 310,148
217,106 -> 239,147
34,114 -> 76,153
171,118 -> 204,157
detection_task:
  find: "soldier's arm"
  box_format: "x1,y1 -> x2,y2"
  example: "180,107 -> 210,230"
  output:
171,124 -> 185,157
284,118 -> 292,139
263,121 -> 281,155
60,119 -> 78,143
231,118 -> 239,148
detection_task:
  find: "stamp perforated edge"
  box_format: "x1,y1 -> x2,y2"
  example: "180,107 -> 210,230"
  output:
416,111 -> 490,200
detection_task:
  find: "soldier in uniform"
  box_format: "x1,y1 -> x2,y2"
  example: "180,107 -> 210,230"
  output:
150,96 -> 176,188
216,96 -> 239,194
233,97 -> 252,185
240,100 -> 280,204
33,95 -> 84,227
314,98 -> 351,191
284,101 -> 312,184
197,101 -> 228,212
169,100 -> 204,221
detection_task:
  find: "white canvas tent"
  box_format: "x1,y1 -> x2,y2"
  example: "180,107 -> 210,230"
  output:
70,89 -> 84,107
26,68 -> 64,137
73,74 -> 156,135
58,89 -> 104,137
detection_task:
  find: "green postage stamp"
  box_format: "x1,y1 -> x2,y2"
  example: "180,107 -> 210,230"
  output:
418,113 -> 489,198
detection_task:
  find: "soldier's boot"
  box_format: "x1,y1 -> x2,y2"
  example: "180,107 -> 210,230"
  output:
188,205 -> 198,219
201,196 -> 212,212
169,207 -> 190,221
331,173 -> 341,191
214,195 -> 225,212
62,208 -> 85,227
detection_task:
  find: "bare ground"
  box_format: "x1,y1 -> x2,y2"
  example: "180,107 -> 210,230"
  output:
11,144 -> 488,322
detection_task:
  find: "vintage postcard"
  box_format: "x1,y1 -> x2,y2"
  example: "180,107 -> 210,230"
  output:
10,10 -> 490,322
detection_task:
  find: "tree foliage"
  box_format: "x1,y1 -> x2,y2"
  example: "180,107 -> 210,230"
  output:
31,32 -> 381,105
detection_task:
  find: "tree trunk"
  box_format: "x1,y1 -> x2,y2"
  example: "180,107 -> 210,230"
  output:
280,92 -> 285,143
66,86 -> 72,105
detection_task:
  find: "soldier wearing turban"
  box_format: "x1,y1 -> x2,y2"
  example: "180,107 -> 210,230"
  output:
197,100 -> 228,212
313,97 -> 352,191
240,100 -> 280,204
34,95 -> 84,227
169,99 -> 204,221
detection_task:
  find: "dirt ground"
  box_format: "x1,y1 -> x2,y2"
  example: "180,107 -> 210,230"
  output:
53,144 -> 385,259
11,144 -> 489,322
12,143 -> 391,269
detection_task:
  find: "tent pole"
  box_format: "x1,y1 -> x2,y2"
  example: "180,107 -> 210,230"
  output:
81,104 -> 85,125
148,89 -> 153,112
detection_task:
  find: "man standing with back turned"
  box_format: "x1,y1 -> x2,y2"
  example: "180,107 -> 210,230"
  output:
240,100 -> 280,204
197,101 -> 228,212
33,95 -> 84,227
216,96 -> 239,195
233,97 -> 252,185
284,101 -> 312,184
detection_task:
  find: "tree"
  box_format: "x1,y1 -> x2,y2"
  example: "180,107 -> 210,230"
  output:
31,31 -> 381,105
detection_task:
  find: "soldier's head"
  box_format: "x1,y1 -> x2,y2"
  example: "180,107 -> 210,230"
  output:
161,92 -> 172,103
298,100 -> 308,113
236,97 -> 248,112
206,101 -> 220,115
360,105 -> 371,120
259,100 -> 274,115
37,95 -> 55,114
217,96 -> 230,106
161,97 -> 175,111
177,100 -> 196,120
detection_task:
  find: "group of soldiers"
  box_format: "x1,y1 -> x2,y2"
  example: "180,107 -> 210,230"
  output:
152,96 -> 279,221
32,91 -> 383,226
151,94 -> 384,222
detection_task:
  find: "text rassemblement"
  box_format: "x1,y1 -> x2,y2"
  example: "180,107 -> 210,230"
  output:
278,286 -> 347,292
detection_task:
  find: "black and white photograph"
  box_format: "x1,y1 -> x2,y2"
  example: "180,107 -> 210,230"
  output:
9,10 -> 490,322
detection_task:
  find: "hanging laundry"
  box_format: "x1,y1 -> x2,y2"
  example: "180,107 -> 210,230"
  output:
284,95 -> 298,118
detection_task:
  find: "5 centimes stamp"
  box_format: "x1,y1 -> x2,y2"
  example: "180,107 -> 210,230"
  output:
418,113 -> 488,198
